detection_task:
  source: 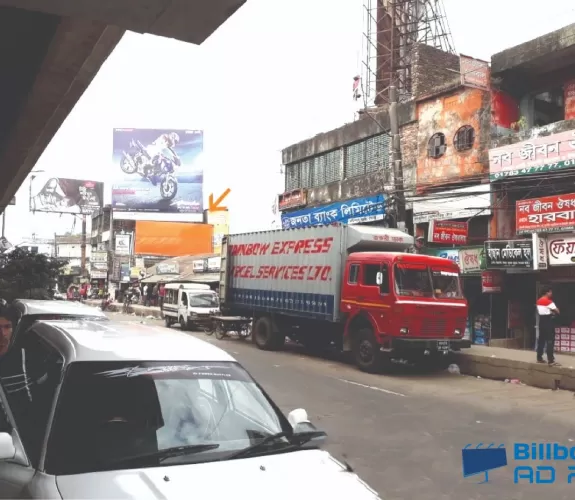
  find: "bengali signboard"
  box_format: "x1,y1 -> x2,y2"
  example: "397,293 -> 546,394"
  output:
428,220 -> 468,245
29,175 -> 103,215
156,263 -> 179,275
278,189 -> 307,211
484,240 -> 533,269
458,247 -> 485,274
111,128 -> 204,219
516,193 -> 575,234
281,194 -> 386,229
547,234 -> 575,266
489,129 -> 575,181
532,233 -> 548,270
91,251 -> 108,264
481,270 -> 503,293
459,54 -> 490,91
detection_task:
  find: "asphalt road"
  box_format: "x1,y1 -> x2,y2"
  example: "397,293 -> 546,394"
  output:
107,312 -> 575,499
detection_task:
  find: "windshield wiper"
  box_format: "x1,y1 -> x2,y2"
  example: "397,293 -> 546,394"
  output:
227,430 -> 327,461
108,443 -> 220,466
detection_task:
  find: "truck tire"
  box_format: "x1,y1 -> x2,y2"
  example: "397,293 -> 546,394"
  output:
352,328 -> 387,373
179,316 -> 188,331
253,316 -> 284,351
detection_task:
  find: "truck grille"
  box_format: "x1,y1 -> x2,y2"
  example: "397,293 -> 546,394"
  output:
419,318 -> 447,337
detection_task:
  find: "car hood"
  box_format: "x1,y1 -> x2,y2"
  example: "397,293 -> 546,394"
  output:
56,449 -> 380,499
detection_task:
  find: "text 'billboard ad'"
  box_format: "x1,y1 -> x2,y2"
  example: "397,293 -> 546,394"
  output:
29,175 -> 103,215
111,128 -> 204,215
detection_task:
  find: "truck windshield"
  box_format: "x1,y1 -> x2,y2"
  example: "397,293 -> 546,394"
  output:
188,293 -> 219,308
394,263 -> 434,298
431,269 -> 463,299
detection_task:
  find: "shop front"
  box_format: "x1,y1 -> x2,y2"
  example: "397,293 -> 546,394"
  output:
459,247 -> 489,345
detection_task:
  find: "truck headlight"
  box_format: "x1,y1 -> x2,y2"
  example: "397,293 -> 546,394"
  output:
400,327 -> 409,335
454,329 -> 461,337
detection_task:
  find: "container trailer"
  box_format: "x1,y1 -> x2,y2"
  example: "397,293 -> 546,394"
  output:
219,224 -> 470,372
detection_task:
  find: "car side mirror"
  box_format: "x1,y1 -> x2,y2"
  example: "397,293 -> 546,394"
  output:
0,432 -> 16,460
375,272 -> 383,286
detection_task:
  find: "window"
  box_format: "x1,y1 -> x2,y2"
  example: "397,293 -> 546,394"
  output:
188,293 -> 219,308
44,361 -> 291,476
348,264 -> 359,284
181,292 -> 188,307
379,265 -> 390,294
3,331 -> 64,467
427,133 -> 446,159
454,125 -> 475,152
362,264 -> 380,286
394,264 -> 433,297
431,269 -> 464,299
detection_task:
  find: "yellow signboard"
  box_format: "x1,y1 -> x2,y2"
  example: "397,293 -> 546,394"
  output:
207,210 -> 229,256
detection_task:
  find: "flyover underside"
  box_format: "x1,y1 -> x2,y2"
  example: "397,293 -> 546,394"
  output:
0,8 -> 124,209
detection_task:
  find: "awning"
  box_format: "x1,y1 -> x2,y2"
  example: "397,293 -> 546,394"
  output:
179,273 -> 220,283
141,274 -> 174,284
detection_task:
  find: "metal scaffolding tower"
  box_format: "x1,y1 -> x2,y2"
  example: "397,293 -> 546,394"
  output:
362,0 -> 455,108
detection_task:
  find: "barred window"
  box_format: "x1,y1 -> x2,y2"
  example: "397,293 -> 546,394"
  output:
344,133 -> 390,178
428,133 -> 447,159
285,163 -> 299,191
454,125 -> 475,152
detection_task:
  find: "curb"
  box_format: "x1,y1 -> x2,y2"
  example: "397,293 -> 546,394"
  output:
85,301 -> 163,319
453,352 -> 575,391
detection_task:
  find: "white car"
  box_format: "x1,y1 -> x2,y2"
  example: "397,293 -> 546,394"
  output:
0,320 -> 380,499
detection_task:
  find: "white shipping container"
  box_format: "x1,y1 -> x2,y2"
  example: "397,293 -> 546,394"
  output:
224,225 -> 413,322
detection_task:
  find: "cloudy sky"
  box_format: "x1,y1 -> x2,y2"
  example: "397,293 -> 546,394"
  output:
4,0 -> 575,245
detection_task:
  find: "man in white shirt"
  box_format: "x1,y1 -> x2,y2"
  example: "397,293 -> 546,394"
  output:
536,287 -> 560,366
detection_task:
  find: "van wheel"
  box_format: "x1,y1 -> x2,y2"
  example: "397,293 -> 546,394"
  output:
179,316 -> 188,331
165,317 -> 171,328
253,316 -> 284,351
353,328 -> 387,373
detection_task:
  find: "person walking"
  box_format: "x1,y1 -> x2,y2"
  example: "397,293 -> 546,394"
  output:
536,287 -> 561,366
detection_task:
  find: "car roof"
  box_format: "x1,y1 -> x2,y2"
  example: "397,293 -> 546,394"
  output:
12,299 -> 107,318
32,320 -> 236,364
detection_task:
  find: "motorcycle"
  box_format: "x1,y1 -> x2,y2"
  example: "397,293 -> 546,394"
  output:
100,296 -> 113,311
120,140 -> 179,201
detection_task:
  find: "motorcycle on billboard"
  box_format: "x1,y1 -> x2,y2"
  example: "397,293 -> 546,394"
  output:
119,132 -> 180,201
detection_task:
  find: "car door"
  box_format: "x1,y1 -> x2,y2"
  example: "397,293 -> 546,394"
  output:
0,385 -> 34,499
0,330 -> 63,497
358,262 -> 392,333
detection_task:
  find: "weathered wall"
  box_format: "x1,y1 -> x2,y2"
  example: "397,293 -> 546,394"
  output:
412,44 -> 460,100
400,121 -> 418,197
416,87 -> 490,190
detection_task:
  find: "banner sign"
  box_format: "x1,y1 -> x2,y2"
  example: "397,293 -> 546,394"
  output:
547,234 -> 575,266
459,54 -> 490,91
532,233 -> 548,270
489,129 -> 575,181
115,234 -> 132,256
428,220 -> 468,245
425,248 -> 460,267
485,240 -> 533,269
111,128 -> 204,216
278,189 -> 307,211
482,270 -> 503,293
516,193 -> 575,234
29,176 -> 103,215
156,262 -> 179,275
458,247 -> 485,274
91,251 -> 108,264
281,194 -> 386,229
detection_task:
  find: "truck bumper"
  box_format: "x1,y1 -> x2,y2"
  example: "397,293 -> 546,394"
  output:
385,338 -> 471,353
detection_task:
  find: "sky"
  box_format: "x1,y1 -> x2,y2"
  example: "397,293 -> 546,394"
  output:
4,0 -> 575,245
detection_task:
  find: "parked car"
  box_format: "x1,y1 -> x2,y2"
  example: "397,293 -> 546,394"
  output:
0,320 -> 379,499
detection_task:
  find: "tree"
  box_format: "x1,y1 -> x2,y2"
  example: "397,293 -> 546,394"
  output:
0,247 -> 69,301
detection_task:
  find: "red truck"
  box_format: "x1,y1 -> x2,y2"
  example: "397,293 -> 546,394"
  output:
219,224 -> 470,372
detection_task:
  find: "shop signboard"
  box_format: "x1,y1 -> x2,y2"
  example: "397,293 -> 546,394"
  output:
207,257 -> 221,272
459,54 -> 490,91
481,270 -> 503,293
532,233 -> 548,270
193,259 -> 207,272
489,129 -> 575,181
547,234 -> 575,266
428,220 -> 468,245
565,80 -> 575,121
156,263 -> 179,275
281,194 -> 386,229
278,189 -> 307,211
115,234 -> 132,256
91,251 -> 108,264
458,247 -> 485,274
120,263 -> 130,282
516,193 -> 575,234
425,248 -> 460,268
484,240 -> 533,269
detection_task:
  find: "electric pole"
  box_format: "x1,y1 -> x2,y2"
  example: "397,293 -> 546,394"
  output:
80,214 -> 87,278
389,85 -> 406,231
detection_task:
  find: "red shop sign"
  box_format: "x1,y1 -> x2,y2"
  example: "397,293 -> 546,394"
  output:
428,220 -> 468,245
565,80 -> 575,121
481,270 -> 503,293
516,193 -> 575,234
278,189 -> 307,210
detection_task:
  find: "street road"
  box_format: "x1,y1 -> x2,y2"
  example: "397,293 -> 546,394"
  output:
107,312 -> 575,499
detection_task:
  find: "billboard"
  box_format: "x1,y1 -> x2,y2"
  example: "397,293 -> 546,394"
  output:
206,209 -> 229,256
134,221 -> 213,257
111,128 -> 204,219
29,175 -> 103,215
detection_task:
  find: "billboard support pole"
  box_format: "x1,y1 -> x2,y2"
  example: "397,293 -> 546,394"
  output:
1,210 -> 5,238
81,215 -> 87,279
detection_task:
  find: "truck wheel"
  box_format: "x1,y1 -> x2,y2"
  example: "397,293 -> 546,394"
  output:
353,328 -> 387,373
165,317 -> 171,328
253,316 -> 284,351
179,316 -> 188,331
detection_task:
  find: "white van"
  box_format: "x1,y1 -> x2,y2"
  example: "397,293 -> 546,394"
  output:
163,283 -> 220,330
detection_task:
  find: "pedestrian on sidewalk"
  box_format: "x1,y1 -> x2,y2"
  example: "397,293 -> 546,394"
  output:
536,287 -> 561,366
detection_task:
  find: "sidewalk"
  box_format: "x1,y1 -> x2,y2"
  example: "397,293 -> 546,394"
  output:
86,300 -> 575,391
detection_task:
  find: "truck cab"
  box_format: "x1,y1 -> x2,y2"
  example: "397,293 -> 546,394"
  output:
341,252 -> 469,371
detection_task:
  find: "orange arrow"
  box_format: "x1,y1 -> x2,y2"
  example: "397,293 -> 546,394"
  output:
208,188 -> 231,212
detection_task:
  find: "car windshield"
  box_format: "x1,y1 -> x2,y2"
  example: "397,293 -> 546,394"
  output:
14,314 -> 107,336
45,361 -> 291,475
431,269 -> 464,299
188,293 -> 219,308
394,263 -> 434,297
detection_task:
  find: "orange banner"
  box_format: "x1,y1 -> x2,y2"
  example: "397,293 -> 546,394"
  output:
135,221 -> 213,257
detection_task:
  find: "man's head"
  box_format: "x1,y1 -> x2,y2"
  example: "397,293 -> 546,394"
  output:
541,287 -> 553,299
0,306 -> 16,356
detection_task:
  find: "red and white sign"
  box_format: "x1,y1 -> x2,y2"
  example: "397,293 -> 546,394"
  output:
516,193 -> 575,234
278,189 -> 307,211
481,270 -> 503,293
428,220 -> 468,245
565,80 -> 575,121
460,55 -> 490,91
547,234 -> 575,266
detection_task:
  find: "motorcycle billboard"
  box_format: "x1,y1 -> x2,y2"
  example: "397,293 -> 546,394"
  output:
29,176 -> 103,215
111,128 -> 204,216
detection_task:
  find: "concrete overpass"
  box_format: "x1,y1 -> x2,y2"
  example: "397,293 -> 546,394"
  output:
0,0 -> 245,210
